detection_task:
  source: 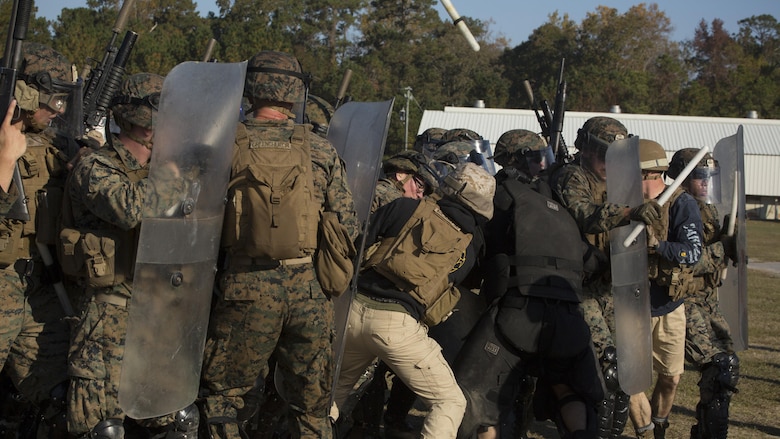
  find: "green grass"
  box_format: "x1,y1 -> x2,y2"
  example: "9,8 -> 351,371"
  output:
527,220 -> 780,438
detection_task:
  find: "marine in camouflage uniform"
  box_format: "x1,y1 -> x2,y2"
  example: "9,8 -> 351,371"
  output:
64,73 -> 194,438
371,150 -> 433,214
0,43 -> 78,437
667,149 -> 739,439
200,51 -> 358,439
551,117 -> 662,439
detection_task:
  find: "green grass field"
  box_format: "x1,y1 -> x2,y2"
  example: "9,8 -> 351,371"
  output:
526,219 -> 780,438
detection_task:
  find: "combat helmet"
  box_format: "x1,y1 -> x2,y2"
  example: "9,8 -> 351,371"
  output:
440,162 -> 496,220
245,51 -> 310,106
638,139 -> 669,172
668,147 -> 721,203
15,42 -> 75,113
440,128 -> 483,144
383,150 -> 437,193
493,129 -> 553,172
413,127 -> 447,157
111,73 -> 164,131
305,94 -> 335,135
574,116 -> 628,156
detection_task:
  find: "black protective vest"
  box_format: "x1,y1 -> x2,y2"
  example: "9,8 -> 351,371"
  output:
495,178 -> 583,302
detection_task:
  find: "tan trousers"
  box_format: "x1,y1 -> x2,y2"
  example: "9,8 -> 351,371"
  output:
334,300 -> 466,439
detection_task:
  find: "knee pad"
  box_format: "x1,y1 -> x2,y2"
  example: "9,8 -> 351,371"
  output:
713,352 -> 740,393
172,403 -> 200,435
88,418 -> 125,439
601,347 -> 620,393
596,393 -> 615,439
41,381 -> 69,436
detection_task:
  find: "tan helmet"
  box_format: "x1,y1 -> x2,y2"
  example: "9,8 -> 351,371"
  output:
638,139 -> 669,171
440,162 -> 496,220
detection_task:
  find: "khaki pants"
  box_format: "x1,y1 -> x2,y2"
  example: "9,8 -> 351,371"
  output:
334,300 -> 466,438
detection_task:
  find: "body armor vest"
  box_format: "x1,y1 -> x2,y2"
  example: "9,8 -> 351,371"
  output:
496,178 -> 583,303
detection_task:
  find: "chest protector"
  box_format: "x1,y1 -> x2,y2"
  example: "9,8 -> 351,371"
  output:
498,179 -> 583,303
222,123 -> 319,260
0,132 -> 69,267
647,187 -> 696,300
58,146 -> 146,289
363,198 -> 472,326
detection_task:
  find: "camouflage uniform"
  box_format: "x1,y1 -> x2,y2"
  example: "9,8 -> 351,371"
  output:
685,202 -> 734,364
551,117 -> 631,439
64,74 -> 191,436
0,44 -> 77,436
371,178 -> 404,214
201,119 -> 358,439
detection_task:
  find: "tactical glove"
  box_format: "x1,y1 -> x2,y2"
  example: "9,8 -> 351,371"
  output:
720,234 -> 738,263
629,200 -> 662,225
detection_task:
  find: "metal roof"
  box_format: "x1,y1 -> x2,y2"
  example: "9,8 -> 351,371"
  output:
419,107 -> 780,156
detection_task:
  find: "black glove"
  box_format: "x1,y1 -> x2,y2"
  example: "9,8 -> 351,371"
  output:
629,200 -> 662,225
720,233 -> 738,263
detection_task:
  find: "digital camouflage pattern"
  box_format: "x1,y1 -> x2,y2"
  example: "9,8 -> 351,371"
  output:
371,178 -> 404,215
201,117 -> 358,439
111,73 -> 164,131
440,162 -> 495,220
493,129 -> 546,167
685,202 -> 734,365
440,127 -> 482,144
552,163 -> 628,359
65,136 -> 188,435
245,51 -> 305,104
414,127 -> 447,155
574,116 -> 628,150
13,43 -> 74,112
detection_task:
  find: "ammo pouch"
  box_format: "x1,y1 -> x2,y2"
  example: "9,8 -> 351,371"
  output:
649,254 -> 696,301
365,199 -> 472,326
58,228 -> 131,288
0,222 -> 23,267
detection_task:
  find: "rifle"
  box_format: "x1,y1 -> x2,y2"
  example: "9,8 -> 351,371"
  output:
81,0 -> 138,135
549,58 -> 570,164
0,0 -> 33,221
522,58 -> 570,165
201,38 -> 217,62
334,68 -> 352,110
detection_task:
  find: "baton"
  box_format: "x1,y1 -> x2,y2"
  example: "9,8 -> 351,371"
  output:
623,145 -> 710,248
721,171 -> 739,280
440,0 -> 480,52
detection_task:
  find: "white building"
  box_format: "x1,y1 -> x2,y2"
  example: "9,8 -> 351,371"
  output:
419,106 -> 780,219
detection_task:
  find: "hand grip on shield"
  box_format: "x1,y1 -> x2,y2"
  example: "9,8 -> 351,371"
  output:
622,145 -> 710,248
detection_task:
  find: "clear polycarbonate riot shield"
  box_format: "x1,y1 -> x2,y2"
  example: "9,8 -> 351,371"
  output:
119,61 -> 246,419
326,99 -> 394,408
713,126 -> 748,351
606,136 -> 653,395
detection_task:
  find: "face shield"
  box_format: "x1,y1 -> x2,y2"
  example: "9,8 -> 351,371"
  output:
521,144 -> 556,177
43,75 -> 85,140
688,162 -> 722,204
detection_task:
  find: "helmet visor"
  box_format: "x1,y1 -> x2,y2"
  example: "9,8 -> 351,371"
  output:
688,166 -> 721,204
523,145 -> 556,176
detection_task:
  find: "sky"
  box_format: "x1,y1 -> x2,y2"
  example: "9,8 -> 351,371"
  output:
37,0 -> 779,45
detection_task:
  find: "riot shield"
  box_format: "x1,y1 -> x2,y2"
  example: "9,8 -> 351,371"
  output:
118,61 -> 246,419
326,100 -> 394,408
606,136 -> 653,395
713,126 -> 748,351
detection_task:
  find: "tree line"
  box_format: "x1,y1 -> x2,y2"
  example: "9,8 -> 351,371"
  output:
5,0 -> 779,153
